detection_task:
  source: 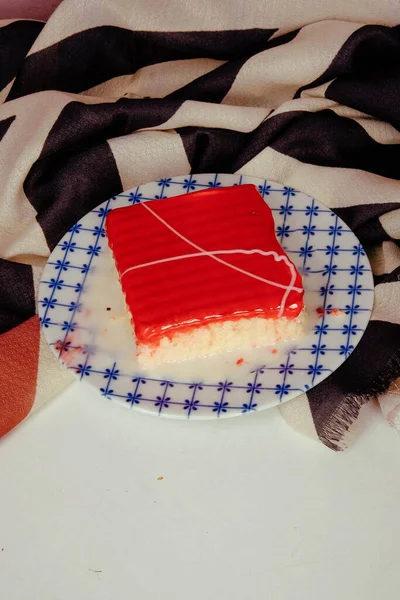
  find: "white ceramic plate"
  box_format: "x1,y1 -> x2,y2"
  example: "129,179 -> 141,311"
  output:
38,174 -> 374,419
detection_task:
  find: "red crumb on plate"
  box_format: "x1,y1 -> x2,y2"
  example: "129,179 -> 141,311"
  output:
236,358 -> 244,365
54,339 -> 83,366
316,307 -> 343,318
54,338 -> 77,354
271,348 -> 278,354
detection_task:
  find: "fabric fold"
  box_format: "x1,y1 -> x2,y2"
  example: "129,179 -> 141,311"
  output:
0,0 -> 399,448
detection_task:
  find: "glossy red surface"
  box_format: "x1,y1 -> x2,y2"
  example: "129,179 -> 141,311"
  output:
106,185 -> 304,347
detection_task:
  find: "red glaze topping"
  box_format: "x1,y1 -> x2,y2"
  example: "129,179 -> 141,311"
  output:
106,184 -> 304,347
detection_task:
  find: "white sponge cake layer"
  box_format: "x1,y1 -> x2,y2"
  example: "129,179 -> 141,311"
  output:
137,313 -> 306,367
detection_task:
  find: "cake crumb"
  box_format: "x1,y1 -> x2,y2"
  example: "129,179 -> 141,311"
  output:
106,307 -> 111,311
236,358 -> 244,365
271,349 -> 278,354
317,307 -> 343,318
157,476 -> 164,481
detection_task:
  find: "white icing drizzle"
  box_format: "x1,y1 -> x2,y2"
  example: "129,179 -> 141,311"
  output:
120,202 -> 300,317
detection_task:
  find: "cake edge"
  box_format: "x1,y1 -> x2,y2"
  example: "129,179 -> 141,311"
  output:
136,312 -> 306,367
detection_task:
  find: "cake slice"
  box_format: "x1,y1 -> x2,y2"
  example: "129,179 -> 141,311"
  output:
105,184 -> 304,366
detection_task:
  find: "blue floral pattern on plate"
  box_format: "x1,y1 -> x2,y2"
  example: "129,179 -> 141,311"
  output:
38,174 -> 374,419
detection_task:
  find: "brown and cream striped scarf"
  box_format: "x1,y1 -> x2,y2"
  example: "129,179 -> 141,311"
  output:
1,0 -> 399,449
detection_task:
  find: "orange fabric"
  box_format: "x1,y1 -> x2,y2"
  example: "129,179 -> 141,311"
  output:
0,315 -> 40,437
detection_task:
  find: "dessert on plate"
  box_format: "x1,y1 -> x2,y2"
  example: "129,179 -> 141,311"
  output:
105,184 -> 304,366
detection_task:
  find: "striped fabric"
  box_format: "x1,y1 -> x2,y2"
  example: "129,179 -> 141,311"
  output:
0,0 -> 399,449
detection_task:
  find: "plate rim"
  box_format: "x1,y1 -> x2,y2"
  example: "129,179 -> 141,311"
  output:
38,173 -> 374,419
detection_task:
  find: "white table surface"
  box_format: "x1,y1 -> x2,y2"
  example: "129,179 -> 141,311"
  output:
1,381 -> 399,600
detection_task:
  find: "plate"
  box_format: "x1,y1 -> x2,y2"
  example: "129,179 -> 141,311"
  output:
38,174 -> 374,419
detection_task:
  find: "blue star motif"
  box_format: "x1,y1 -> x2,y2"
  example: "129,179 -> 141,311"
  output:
188,383 -> 203,391
55,259 -> 70,271
302,224 -> 316,236
329,224 -> 343,236
279,204 -> 293,216
182,178 -> 197,191
55,340 -> 71,353
62,321 -> 76,332
76,364 -> 92,376
339,345 -> 354,357
69,223 -> 82,234
283,186 -> 296,197
352,244 -> 366,256
217,381 -> 232,392
160,381 -> 174,389
275,383 -> 291,397
39,316 -> 51,327
41,297 -> 57,309
305,204 -> 319,216
104,367 -> 120,381
100,387 -> 114,396
60,241 -> 76,252
183,399 -> 200,412
322,264 -> 337,276
311,344 -> 326,355
348,284 -> 363,295
345,304 -> 360,315
212,401 -> 229,415
299,245 -> 313,258
68,301 -> 82,312
47,278 -> 64,290
242,401 -> 258,413
314,323 -> 329,335
350,264 -> 365,276
325,244 -> 340,256
126,392 -> 141,405
98,207 -> 111,217
87,245 -> 101,257
307,364 -> 324,376
155,396 -> 170,410
246,382 -> 262,394
157,178 -> 172,187
277,224 -> 291,238
342,324 -> 358,336
258,183 -> 271,196
278,363 -> 294,375
93,226 -> 106,237
319,284 -> 335,296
